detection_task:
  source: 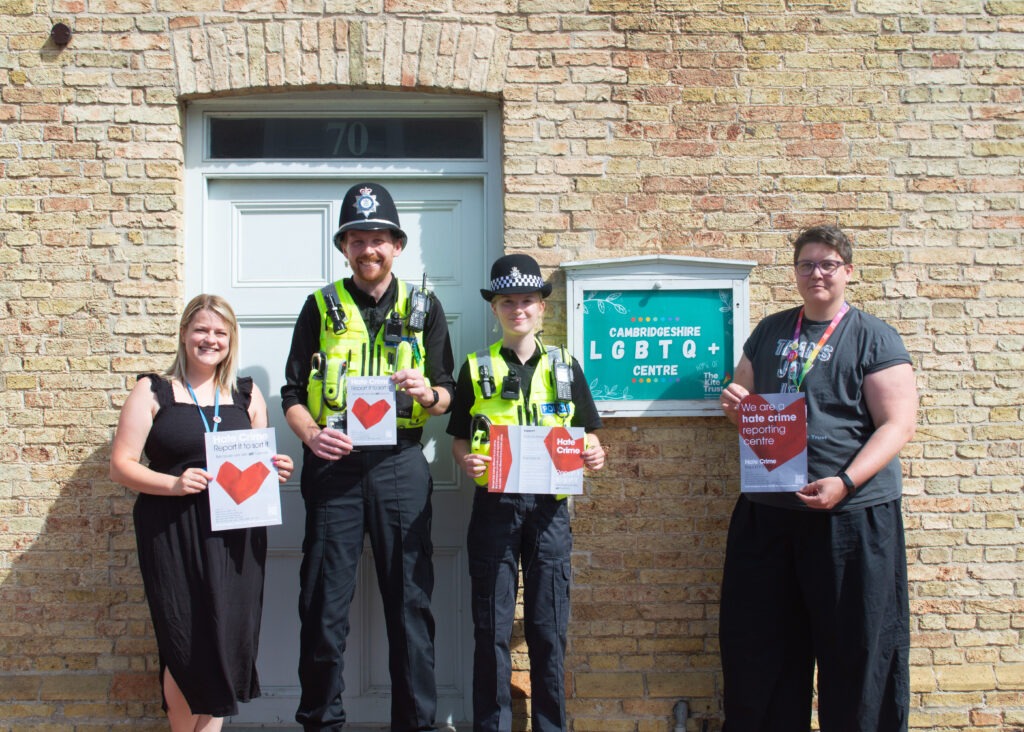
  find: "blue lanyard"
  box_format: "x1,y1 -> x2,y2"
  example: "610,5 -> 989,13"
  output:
185,382 -> 220,433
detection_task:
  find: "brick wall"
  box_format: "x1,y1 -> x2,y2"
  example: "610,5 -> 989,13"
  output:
1,2 -> 1022,731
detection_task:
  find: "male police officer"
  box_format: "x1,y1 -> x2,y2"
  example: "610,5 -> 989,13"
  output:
282,182 -> 457,731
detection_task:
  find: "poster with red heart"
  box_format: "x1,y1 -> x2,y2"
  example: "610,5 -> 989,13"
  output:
204,428 -> 282,531
345,376 -> 397,446
487,425 -> 585,495
738,392 -> 808,492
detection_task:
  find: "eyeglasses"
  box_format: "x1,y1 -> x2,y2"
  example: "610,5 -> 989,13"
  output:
795,259 -> 846,277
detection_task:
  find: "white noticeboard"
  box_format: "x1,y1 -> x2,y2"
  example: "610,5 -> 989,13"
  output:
562,255 -> 756,418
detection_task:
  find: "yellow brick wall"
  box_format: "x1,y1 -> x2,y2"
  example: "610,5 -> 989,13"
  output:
1,2 -> 1022,731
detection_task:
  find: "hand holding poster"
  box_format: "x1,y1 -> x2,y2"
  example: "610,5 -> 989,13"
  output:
738,392 -> 807,492
205,427 -> 282,531
487,425 -> 586,495
346,376 -> 397,446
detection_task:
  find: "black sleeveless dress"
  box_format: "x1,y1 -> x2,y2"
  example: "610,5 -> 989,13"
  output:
132,374 -> 266,716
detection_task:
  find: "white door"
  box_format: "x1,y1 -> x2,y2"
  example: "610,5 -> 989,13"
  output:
198,176 -> 487,726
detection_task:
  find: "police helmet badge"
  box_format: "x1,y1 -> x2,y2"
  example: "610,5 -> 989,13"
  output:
354,187 -> 379,219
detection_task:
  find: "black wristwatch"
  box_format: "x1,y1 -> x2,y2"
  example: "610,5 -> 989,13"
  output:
424,388 -> 440,408
837,470 -> 856,495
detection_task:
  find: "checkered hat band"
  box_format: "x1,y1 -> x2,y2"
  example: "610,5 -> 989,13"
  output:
490,273 -> 545,291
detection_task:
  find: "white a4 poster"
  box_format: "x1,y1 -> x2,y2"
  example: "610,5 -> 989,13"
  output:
738,392 -> 808,492
487,425 -> 586,495
205,428 -> 282,531
346,376 -> 397,446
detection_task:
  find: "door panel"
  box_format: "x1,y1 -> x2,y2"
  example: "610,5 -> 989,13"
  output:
202,177 -> 481,726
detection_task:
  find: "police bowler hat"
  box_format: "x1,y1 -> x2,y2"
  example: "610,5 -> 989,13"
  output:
333,182 -> 407,250
480,254 -> 553,302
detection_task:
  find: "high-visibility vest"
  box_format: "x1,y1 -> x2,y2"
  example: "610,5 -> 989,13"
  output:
466,340 -> 575,428
306,279 -> 429,428
465,340 -> 575,489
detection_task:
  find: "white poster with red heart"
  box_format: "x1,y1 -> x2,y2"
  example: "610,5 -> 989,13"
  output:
205,427 -> 283,531
486,425 -> 586,495
345,376 -> 397,446
738,392 -> 808,492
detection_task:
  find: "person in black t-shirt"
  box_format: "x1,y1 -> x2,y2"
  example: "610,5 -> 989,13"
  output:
719,225 -> 917,732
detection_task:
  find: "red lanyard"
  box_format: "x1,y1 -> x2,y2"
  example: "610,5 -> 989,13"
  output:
785,303 -> 849,390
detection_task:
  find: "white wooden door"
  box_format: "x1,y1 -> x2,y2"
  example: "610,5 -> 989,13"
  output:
198,177 -> 485,726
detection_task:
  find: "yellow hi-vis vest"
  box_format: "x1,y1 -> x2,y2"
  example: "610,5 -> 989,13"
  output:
466,340 -> 575,488
306,279 -> 429,428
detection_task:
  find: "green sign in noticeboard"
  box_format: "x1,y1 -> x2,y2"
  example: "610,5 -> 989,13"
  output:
581,288 -> 734,403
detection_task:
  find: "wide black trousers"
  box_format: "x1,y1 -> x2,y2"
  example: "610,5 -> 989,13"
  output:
720,496 -> 910,732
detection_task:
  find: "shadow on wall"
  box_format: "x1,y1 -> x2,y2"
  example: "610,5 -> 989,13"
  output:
0,363 -> 287,728
0,439 -> 167,729
0,376 -> 738,731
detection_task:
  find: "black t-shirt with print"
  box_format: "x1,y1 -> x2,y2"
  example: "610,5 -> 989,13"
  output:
742,305 -> 912,512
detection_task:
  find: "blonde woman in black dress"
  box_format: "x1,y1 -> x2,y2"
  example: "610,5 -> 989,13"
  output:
110,294 -> 293,732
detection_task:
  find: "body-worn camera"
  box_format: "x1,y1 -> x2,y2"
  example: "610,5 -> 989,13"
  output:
384,312 -> 404,344
500,373 -> 521,400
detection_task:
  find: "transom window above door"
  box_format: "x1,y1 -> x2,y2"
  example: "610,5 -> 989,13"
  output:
209,115 -> 484,159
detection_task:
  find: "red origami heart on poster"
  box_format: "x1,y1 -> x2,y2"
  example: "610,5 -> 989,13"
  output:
216,461 -> 270,504
350,397 -> 391,429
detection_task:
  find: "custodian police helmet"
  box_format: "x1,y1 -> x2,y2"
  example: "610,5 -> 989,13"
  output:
333,182 -> 408,250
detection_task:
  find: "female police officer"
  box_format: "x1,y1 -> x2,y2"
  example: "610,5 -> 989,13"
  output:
447,254 -> 605,732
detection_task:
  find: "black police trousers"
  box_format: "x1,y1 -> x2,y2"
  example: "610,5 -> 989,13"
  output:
295,442 -> 438,732
467,490 -> 572,732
